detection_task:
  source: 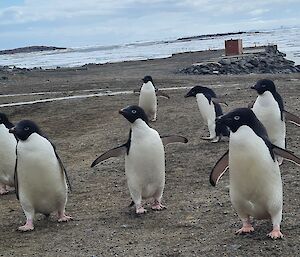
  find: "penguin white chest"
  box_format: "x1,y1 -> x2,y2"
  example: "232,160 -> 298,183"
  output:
0,124 -> 17,186
125,120 -> 165,199
252,92 -> 285,146
229,126 -> 282,219
17,133 -> 67,214
196,94 -> 215,122
139,82 -> 157,116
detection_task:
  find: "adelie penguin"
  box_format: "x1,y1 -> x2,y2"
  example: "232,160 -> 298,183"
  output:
184,86 -> 229,142
9,120 -> 72,231
91,105 -> 188,214
210,108 -> 300,239
134,76 -> 170,122
0,113 -> 17,194
250,79 -> 300,164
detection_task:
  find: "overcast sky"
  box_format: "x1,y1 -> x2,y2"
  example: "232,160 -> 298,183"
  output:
0,0 -> 299,50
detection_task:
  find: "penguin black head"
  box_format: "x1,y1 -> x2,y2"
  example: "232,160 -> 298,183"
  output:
119,105 -> 149,124
9,120 -> 42,141
0,113 -> 14,129
184,86 -> 217,98
216,108 -> 267,135
251,79 -> 276,95
142,75 -> 153,84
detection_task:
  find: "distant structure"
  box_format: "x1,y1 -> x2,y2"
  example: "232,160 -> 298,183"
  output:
225,39 -> 243,56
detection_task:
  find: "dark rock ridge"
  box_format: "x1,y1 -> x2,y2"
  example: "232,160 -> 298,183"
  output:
179,45 -> 300,75
177,31 -> 260,41
0,46 -> 67,55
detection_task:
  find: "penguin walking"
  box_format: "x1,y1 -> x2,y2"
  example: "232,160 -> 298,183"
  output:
250,79 -> 300,164
9,120 -> 72,231
210,108 -> 300,239
185,86 -> 229,142
0,113 -> 17,194
135,76 -> 170,122
91,105 -> 187,214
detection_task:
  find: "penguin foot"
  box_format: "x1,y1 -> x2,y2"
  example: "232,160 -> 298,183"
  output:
18,220 -> 34,232
211,136 -> 221,143
58,213 -> 73,222
200,136 -> 215,141
268,229 -> 283,239
151,202 -> 166,211
151,200 -> 167,211
136,206 -> 147,214
235,225 -> 254,235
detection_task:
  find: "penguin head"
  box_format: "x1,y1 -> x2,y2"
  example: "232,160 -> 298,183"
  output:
9,120 -> 42,141
184,86 -> 216,98
119,105 -> 149,124
142,75 -> 153,84
0,113 -> 13,128
251,79 -> 276,95
216,108 -> 260,133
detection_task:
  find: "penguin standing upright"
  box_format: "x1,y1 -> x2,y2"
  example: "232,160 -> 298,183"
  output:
210,108 -> 300,239
0,113 -> 17,194
251,79 -> 286,163
9,120 -> 72,231
185,86 -> 229,142
136,76 -> 169,122
91,105 -> 187,214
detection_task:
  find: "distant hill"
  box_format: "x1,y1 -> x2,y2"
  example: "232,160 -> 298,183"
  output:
177,31 -> 260,41
0,46 -> 67,55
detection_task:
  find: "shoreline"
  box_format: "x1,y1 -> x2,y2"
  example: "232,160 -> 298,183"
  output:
0,31 -> 262,56
1,46 -> 299,77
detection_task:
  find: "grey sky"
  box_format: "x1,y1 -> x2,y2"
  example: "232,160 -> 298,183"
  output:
0,0 -> 299,50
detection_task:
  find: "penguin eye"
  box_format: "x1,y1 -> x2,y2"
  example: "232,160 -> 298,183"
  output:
262,84 -> 266,88
24,127 -> 30,131
131,110 -> 137,114
234,116 -> 240,120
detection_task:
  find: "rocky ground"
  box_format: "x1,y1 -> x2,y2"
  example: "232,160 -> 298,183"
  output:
179,45 -> 300,75
0,49 -> 299,257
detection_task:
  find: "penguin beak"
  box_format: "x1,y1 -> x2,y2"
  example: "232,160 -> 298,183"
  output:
9,127 -> 15,134
119,109 -> 125,115
184,92 -> 192,98
216,115 -> 231,126
119,108 -> 130,117
250,85 -> 256,90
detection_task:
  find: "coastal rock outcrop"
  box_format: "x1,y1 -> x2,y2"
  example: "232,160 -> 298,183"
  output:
179,45 -> 300,75
0,46 -> 66,55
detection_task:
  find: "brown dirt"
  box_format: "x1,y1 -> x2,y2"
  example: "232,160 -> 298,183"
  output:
0,50 -> 300,257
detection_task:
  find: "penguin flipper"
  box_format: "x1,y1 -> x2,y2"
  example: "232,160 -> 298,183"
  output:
56,153 -> 72,192
91,145 -> 127,167
284,110 -> 300,127
14,159 -> 19,200
272,146 -> 300,166
210,150 -> 229,186
161,135 -> 188,146
156,90 -> 170,99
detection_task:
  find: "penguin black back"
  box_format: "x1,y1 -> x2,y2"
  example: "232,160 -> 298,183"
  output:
185,86 -> 217,98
